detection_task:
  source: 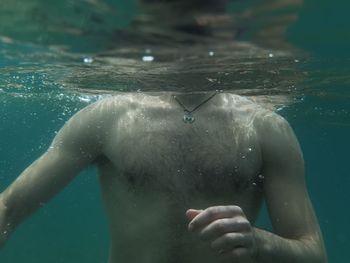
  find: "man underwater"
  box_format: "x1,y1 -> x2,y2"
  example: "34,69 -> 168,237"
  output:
0,91 -> 327,263
0,0 -> 327,262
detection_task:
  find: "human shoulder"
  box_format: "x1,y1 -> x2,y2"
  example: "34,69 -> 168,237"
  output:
222,94 -> 302,160
53,96 -> 128,144
79,94 -> 130,114
254,107 -> 289,132
252,107 -> 303,164
72,94 -> 142,122
221,94 -> 282,127
253,108 -> 294,141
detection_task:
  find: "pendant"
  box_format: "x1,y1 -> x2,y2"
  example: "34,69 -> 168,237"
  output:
183,110 -> 195,124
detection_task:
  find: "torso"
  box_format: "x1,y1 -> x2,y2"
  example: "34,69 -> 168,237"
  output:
96,93 -> 266,263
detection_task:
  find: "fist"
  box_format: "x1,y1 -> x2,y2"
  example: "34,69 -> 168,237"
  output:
186,205 -> 257,262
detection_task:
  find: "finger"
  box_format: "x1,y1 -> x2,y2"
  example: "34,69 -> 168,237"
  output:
211,232 -> 253,252
189,206 -> 245,232
186,209 -> 203,221
200,217 -> 251,241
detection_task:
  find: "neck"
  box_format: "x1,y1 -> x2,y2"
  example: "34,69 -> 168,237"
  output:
171,91 -> 218,110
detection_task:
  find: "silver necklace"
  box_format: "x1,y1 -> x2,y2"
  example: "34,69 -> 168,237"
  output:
173,91 -> 218,124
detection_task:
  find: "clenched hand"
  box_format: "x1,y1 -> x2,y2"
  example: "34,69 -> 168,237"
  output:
186,205 -> 258,262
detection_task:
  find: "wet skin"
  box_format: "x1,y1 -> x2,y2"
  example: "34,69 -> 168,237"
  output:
0,93 -> 327,263
98,93 -> 263,262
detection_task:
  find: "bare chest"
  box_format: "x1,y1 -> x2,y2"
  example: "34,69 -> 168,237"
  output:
103,108 -> 263,200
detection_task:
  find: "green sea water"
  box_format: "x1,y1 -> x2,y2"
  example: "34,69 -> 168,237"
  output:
0,0 -> 349,262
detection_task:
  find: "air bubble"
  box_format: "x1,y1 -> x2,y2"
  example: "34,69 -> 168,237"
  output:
83,57 -> 94,64
142,55 -> 154,62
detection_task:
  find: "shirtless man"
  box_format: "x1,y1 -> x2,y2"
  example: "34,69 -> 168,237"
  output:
0,92 -> 327,262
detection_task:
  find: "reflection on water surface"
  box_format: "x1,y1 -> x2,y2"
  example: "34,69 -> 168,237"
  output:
0,0 -> 348,121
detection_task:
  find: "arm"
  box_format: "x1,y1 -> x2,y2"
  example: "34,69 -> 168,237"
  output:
0,100 -> 108,248
254,113 -> 327,263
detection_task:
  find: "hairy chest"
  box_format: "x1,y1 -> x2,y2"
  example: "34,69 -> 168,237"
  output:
103,111 -> 263,199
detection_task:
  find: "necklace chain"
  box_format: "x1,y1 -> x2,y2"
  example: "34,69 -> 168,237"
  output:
173,91 -> 218,123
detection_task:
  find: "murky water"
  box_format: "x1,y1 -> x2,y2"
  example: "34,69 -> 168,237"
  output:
0,0 -> 349,262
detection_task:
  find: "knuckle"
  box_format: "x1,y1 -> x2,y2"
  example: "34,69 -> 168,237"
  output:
236,232 -> 246,240
205,207 -> 217,216
220,233 -> 233,246
215,219 -> 229,231
236,217 -> 251,229
229,205 -> 243,214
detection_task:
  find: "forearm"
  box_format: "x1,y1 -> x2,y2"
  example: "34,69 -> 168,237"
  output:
253,227 -> 327,263
1,151 -> 83,229
0,195 -> 13,248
